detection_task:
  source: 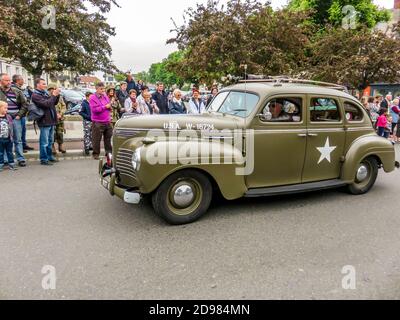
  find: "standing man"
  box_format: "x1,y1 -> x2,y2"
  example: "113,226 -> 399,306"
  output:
12,75 -> 34,152
0,73 -> 28,167
116,81 -> 129,110
31,78 -> 60,166
47,83 -> 67,154
380,94 -> 392,112
89,82 -> 112,160
152,82 -> 169,114
125,73 -> 138,96
206,86 -> 218,107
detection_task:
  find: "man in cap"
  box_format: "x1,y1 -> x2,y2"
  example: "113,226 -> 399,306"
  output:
47,83 -> 67,155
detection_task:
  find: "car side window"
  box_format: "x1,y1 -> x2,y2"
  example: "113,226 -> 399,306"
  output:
261,97 -> 302,123
344,101 -> 364,122
310,98 -> 341,122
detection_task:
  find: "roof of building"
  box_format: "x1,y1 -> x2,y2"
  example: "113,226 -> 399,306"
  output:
79,76 -> 101,84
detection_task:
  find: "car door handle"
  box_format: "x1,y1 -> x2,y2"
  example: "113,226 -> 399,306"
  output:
308,133 -> 318,137
297,133 -> 307,137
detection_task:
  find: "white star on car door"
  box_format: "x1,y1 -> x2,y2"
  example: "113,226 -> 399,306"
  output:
317,137 -> 337,164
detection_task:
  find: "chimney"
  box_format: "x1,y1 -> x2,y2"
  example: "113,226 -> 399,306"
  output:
395,0 -> 400,9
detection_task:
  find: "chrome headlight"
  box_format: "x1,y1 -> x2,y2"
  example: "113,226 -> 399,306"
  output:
132,147 -> 142,171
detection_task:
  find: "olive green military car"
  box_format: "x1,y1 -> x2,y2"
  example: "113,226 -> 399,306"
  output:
100,79 -> 398,225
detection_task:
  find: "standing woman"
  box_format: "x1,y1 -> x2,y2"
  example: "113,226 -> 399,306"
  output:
168,89 -> 187,114
79,92 -> 93,156
390,98 -> 400,142
124,89 -> 141,114
106,86 -> 123,127
139,91 -> 160,114
368,96 -> 380,128
188,88 -> 206,114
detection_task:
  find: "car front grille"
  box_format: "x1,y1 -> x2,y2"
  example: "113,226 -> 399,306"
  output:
116,148 -> 137,180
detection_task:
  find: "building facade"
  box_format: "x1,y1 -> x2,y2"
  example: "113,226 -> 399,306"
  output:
0,58 -> 35,87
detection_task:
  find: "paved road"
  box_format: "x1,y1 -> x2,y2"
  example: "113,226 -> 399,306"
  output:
1,153 -> 400,300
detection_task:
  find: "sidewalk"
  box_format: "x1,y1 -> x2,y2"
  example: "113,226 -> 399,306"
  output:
25,120 -> 104,160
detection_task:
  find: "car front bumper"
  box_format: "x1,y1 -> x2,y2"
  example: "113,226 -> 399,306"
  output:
99,159 -> 142,205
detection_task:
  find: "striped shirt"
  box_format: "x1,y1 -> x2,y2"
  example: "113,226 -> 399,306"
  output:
3,88 -> 19,117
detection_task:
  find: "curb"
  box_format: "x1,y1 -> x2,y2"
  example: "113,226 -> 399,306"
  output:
23,149 -> 105,161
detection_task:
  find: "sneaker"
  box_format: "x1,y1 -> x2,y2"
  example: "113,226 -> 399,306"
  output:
9,166 -> 18,171
40,161 -> 53,166
18,161 -> 27,167
24,146 -> 34,151
49,158 -> 59,163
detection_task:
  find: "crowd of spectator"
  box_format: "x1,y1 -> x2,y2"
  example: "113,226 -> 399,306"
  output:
2,69 -> 400,170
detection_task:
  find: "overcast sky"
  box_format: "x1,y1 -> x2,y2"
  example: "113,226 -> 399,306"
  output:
104,0 -> 393,75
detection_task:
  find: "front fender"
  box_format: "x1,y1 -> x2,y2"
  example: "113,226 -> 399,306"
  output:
137,139 -> 248,200
341,134 -> 395,182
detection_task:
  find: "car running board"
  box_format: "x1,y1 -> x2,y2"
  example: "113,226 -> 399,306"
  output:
245,179 -> 348,198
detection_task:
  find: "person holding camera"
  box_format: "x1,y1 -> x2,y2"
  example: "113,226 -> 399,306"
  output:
31,78 -> 61,166
89,82 -> 112,160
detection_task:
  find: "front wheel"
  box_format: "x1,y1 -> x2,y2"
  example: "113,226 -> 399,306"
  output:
346,157 -> 379,195
152,170 -> 212,225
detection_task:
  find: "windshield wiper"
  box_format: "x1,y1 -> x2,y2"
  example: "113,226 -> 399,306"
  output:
230,109 -> 247,115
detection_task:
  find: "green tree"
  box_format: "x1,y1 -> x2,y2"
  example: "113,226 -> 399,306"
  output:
288,0 -> 390,28
168,0 -> 313,85
0,0 -> 119,77
147,52 -> 185,87
304,26 -> 400,90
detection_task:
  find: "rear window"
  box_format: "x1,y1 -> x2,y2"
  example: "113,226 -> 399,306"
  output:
344,101 -> 364,122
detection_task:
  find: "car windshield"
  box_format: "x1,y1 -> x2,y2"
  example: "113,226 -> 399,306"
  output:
63,90 -> 84,98
207,91 -> 259,117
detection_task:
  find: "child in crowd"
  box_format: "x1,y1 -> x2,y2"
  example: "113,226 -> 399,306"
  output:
0,101 -> 17,171
385,114 -> 393,140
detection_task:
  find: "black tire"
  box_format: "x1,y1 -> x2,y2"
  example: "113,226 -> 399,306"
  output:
346,157 -> 379,195
152,170 -> 212,225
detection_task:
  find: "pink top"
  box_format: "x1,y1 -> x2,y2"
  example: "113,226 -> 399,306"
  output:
89,93 -> 111,123
377,114 -> 387,128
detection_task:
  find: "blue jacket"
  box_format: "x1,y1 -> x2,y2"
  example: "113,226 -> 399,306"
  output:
80,100 -> 92,121
169,100 -> 186,114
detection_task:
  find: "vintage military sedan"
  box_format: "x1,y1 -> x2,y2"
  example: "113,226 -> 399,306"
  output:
100,79 -> 398,224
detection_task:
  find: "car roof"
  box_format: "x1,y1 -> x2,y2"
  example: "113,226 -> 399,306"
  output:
224,82 -> 359,103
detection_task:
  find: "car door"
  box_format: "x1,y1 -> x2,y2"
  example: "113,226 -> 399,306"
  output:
302,95 -> 346,183
246,95 -> 307,188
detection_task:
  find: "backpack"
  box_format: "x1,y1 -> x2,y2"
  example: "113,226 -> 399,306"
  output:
27,101 -> 45,122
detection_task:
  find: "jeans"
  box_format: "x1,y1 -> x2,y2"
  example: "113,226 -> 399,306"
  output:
0,138 -> 15,168
3,118 -> 25,163
21,116 -> 27,148
377,127 -> 389,138
39,126 -> 56,163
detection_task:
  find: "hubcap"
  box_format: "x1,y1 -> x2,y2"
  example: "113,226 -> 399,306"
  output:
356,165 -> 369,182
172,184 -> 195,208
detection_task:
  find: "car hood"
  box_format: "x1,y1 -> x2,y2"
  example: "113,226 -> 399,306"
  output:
116,113 -> 245,131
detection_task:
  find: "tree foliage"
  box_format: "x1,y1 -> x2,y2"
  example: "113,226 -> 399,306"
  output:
168,0 -> 313,85
288,0 -> 390,28
146,51 -> 185,87
304,25 -> 400,90
165,0 -> 399,89
0,0 -> 119,77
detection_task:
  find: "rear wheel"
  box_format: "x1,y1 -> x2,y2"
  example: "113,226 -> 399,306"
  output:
152,170 -> 212,225
346,157 -> 379,195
